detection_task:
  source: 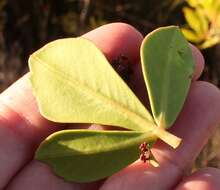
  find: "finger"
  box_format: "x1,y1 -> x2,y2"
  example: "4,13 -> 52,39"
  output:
175,167 -> 220,190
83,22 -> 142,63
5,161 -> 102,190
190,44 -> 204,81
154,82 -> 220,171
1,23 -> 143,189
0,74 -> 63,189
100,81 -> 220,190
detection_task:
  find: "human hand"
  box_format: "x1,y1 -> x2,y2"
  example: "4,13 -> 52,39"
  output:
1,23 -> 220,190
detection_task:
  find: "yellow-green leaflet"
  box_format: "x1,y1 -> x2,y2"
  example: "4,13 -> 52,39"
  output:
141,26 -> 194,128
36,130 -> 155,182
29,38 -> 155,131
29,26 -> 195,183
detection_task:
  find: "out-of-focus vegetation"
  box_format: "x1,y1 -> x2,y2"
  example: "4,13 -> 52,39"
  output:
182,0 -> 220,49
0,0 -> 220,171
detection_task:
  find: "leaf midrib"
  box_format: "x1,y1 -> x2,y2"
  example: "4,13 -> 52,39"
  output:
158,30 -> 177,128
31,55 -> 156,132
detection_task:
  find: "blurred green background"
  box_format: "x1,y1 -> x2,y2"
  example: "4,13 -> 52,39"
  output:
0,0 -> 220,170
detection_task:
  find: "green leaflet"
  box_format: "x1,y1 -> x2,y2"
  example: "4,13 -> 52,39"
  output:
35,130 -> 155,182
29,38 -> 155,132
141,26 -> 194,128
30,26 -> 195,183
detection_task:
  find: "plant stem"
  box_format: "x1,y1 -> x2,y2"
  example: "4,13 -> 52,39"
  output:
153,127 -> 182,148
